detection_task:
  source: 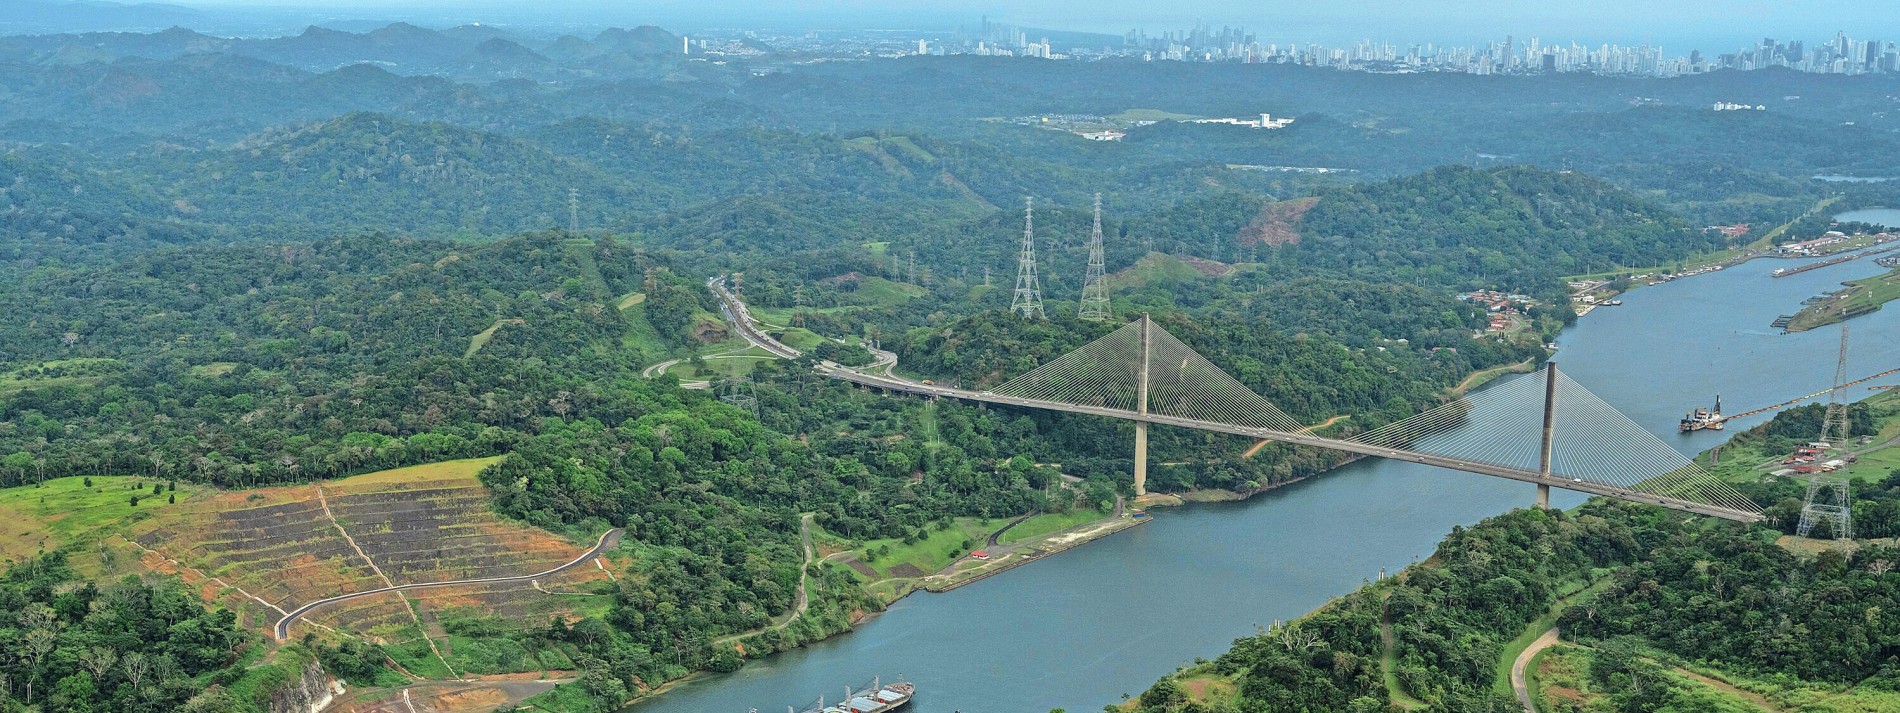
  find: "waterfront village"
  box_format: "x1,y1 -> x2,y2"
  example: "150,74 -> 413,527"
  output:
1774,225 -> 1900,257
1457,289 -> 1537,333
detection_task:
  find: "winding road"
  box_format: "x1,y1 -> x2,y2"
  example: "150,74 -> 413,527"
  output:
272,528 -> 624,641
1512,627 -> 1560,712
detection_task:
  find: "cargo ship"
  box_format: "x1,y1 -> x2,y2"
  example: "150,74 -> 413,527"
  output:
1679,396 -> 1724,432
788,678 -> 914,713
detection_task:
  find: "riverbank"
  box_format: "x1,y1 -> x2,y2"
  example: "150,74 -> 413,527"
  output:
923,511 -> 1149,593
1785,264 -> 1900,331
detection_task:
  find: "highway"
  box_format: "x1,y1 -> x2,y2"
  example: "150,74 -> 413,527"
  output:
708,277 -> 1763,524
273,528 -> 624,641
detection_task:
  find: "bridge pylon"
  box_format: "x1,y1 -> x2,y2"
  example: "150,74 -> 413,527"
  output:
1134,313 -> 1152,496
1537,361 -> 1558,509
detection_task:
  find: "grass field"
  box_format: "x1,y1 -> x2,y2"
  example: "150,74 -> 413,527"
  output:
620,301 -> 670,359
616,292 -> 647,310
0,357 -> 124,394
667,354 -> 777,381
1787,267 -> 1900,332
0,475 -> 200,563
1110,253 -> 1222,288
1701,390 -> 1900,484
734,275 -> 921,339
777,327 -> 827,352
849,518 -> 994,580
998,508 -> 1109,544
1534,644 -> 1900,713
466,320 -> 505,357
190,362 -> 239,377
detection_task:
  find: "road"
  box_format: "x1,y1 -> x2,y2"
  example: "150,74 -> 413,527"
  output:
1513,627 -> 1560,713
706,276 -> 1763,524
273,528 -> 624,641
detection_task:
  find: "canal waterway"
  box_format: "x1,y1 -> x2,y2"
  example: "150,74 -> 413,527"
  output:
632,255 -> 1900,713
1834,207 -> 1900,228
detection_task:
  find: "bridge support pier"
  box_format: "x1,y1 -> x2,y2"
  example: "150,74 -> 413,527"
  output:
1537,361 -> 1558,510
1134,422 -> 1148,496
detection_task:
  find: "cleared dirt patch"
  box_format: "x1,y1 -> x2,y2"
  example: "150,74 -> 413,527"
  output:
886,563 -> 926,578
1237,196 -> 1318,247
126,458 -> 599,639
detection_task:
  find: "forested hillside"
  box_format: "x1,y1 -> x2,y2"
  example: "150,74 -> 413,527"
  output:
1287,166 -> 1726,301
2,19 -> 1897,713
0,551 -> 306,713
1121,502 -> 1900,713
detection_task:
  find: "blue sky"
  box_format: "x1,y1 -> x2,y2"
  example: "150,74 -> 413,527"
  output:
180,0 -> 1898,51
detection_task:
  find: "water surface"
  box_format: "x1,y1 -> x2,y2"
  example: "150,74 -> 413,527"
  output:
634,255 -> 1900,713
1834,208 -> 1900,228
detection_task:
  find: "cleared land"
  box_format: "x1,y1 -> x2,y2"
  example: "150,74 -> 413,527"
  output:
121,458 -> 613,639
0,475 -> 201,564
0,357 -> 124,394
1701,389 -> 1900,484
1786,267 -> 1900,332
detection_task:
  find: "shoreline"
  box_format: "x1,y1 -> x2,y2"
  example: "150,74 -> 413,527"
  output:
623,270 -> 1635,711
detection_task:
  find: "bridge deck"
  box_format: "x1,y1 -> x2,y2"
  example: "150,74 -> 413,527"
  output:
709,279 -> 1763,524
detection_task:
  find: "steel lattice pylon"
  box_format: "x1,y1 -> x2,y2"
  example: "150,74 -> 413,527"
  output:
717,378 -> 759,417
1078,193 -> 1112,321
1820,322 -> 1851,447
1010,197 -> 1044,319
1796,475 -> 1853,540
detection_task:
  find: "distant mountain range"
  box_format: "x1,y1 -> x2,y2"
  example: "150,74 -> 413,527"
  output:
0,19 -> 687,81
1,1 -> 205,35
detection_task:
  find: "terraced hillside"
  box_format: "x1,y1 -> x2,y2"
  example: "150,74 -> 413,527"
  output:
121,458 -> 615,641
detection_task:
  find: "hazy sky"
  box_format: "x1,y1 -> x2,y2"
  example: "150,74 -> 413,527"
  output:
179,0 -> 1898,49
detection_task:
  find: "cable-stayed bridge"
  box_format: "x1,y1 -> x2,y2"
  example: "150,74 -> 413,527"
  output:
709,277 -> 1763,523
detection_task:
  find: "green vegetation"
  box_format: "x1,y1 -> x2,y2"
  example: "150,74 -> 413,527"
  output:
1490,578 -> 1611,698
0,358 -> 124,395
1787,267 -> 1900,332
6,22 -> 1900,711
1122,499 -> 1900,713
465,320 -> 506,357
851,518 -> 993,579
0,551 -> 277,713
999,508 -> 1110,544
0,475 -> 195,561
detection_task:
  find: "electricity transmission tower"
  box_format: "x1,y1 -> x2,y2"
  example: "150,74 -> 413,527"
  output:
717,378 -> 759,417
1820,322 -> 1851,446
568,188 -> 580,233
1796,475 -> 1852,540
1011,197 -> 1044,319
1078,193 -> 1111,321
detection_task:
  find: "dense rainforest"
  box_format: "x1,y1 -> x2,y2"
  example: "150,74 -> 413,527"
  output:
1,18 -> 1897,713
0,551 -> 297,713
1121,501 -> 1900,713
